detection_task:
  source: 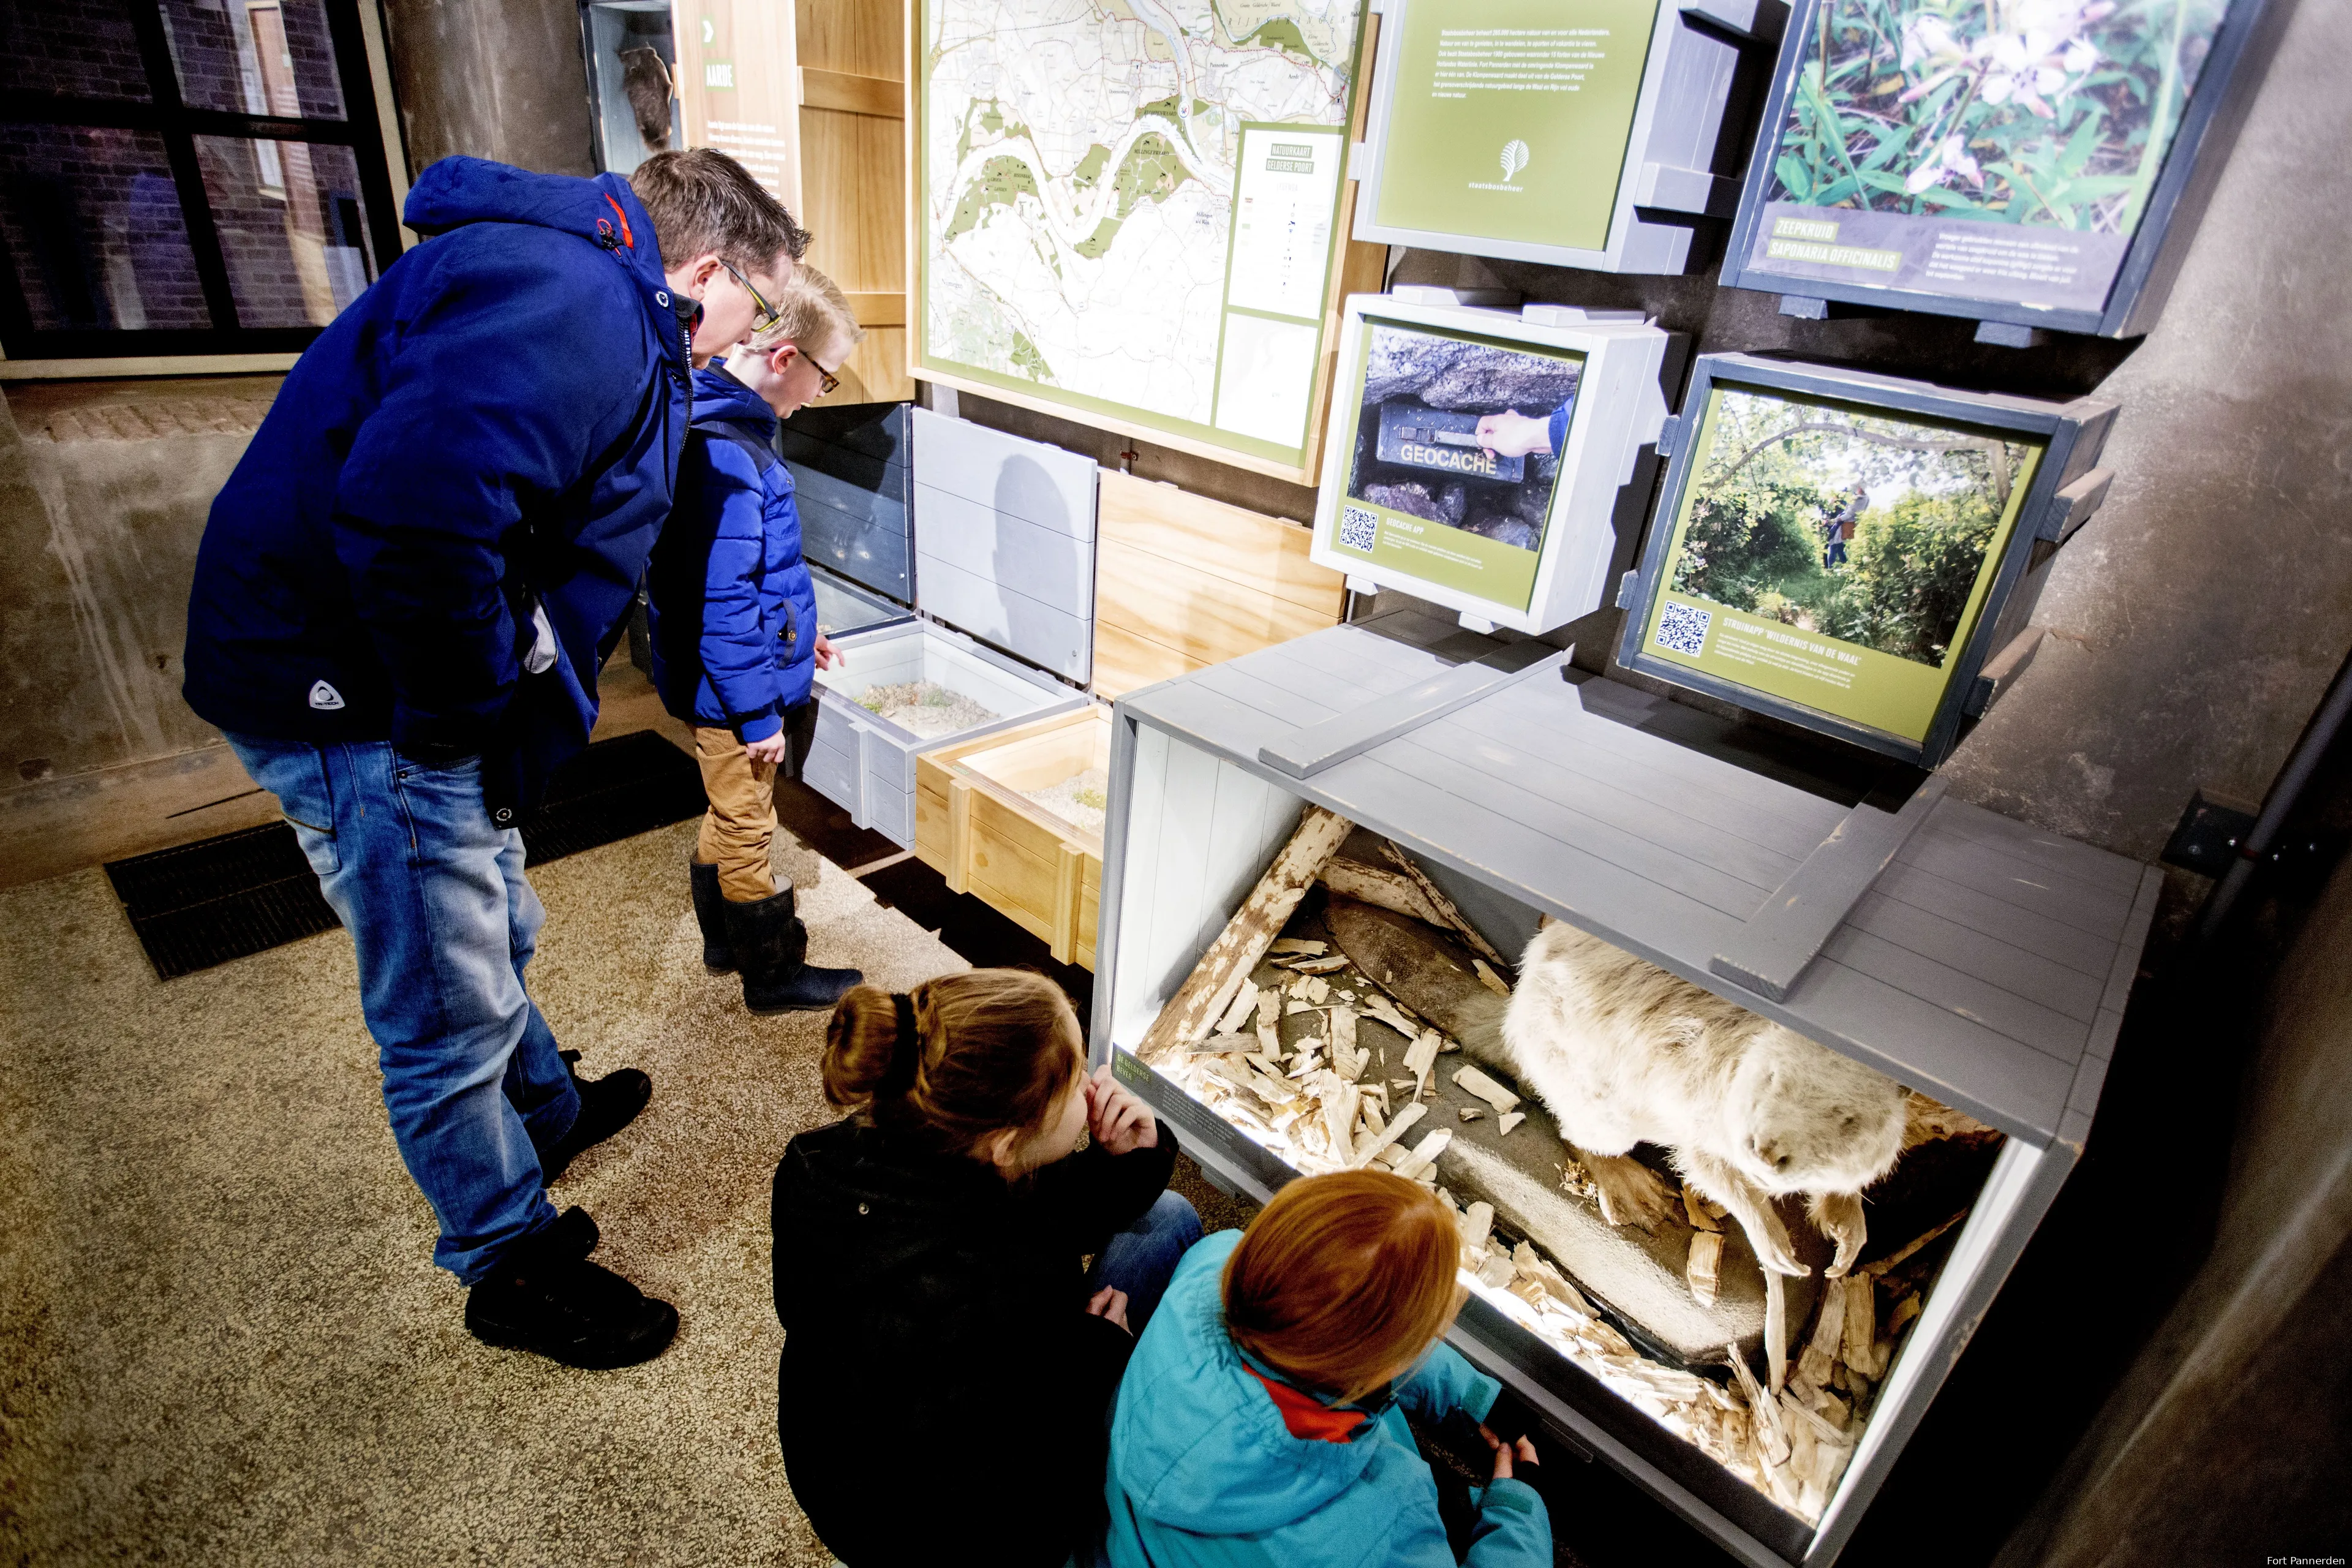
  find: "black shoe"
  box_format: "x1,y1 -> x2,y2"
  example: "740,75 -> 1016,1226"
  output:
537,1051 -> 652,1184
720,885 -> 864,1015
464,1207 -> 679,1370
690,859 -> 734,972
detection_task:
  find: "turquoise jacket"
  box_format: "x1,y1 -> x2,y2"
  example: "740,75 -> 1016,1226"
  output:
1105,1231 -> 1551,1568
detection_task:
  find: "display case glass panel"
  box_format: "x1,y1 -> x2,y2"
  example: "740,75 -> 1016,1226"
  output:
581,1 -> 680,178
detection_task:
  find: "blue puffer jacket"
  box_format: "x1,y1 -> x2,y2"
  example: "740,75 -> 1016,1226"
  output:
643,365 -> 820,741
182,156 -> 695,813
1106,1231 -> 1551,1568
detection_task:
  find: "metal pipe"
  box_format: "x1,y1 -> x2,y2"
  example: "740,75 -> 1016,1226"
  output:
2198,642 -> 2352,938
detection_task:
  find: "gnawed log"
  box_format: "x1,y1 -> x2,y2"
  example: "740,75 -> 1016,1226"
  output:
1140,805 -> 1354,1060
1319,857 -> 1450,927
1377,838 -> 1513,972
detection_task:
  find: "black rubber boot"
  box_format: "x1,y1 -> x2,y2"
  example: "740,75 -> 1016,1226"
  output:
537,1050 -> 652,1185
464,1207 -> 679,1370
722,885 -> 864,1015
690,859 -> 734,972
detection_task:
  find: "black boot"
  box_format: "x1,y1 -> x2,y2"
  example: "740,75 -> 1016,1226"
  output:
464,1207 -> 679,1370
690,859 -> 734,972
721,885 -> 864,1015
537,1050 -> 652,1185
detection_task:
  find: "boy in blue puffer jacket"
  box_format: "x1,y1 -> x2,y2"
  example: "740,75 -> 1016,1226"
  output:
647,265 -> 865,1014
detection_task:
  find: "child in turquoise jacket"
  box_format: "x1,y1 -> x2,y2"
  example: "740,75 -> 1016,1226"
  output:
1105,1171 -> 1552,1567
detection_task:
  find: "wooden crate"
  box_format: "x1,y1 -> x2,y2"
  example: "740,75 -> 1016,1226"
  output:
907,479 -> 1344,968
915,706 -> 1112,967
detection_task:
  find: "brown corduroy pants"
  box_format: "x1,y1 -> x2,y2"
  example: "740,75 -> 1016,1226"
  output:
693,726 -> 779,903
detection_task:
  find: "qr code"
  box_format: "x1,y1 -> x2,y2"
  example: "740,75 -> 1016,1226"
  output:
1654,601 -> 1711,656
1338,503 -> 1378,553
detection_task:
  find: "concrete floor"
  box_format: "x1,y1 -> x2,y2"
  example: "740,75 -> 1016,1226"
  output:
0,816 -> 963,1566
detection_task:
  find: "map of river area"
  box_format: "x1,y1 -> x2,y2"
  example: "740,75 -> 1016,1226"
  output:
921,0 -> 1363,469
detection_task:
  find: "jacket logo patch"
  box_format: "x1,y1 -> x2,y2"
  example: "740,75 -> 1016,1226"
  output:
307,679 -> 347,711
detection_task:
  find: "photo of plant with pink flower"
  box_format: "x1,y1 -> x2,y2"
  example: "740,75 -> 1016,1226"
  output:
1765,0 -> 2229,235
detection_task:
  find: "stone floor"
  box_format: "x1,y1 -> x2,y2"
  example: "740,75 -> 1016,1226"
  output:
0,816 -> 958,1567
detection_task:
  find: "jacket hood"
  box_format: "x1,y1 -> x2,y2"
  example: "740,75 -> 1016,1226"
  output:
691,364 -> 779,438
404,157 -> 670,293
1110,1232 -> 1381,1536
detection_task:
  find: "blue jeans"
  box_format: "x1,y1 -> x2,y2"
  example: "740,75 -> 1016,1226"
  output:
224,734 -> 579,1284
1084,1191 -> 1203,1336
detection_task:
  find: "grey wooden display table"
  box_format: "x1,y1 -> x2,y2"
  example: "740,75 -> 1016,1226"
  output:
1089,620 -> 2162,1568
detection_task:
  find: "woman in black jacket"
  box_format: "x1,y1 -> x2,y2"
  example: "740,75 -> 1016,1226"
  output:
772,970 -> 1201,1566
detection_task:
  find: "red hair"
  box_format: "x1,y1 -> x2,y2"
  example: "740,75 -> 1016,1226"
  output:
1221,1170 -> 1464,1402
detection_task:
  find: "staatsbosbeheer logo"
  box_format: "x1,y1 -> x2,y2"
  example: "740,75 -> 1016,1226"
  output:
1499,140 -> 1530,184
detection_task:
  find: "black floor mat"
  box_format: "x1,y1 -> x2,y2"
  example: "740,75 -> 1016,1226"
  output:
107,731 -> 707,980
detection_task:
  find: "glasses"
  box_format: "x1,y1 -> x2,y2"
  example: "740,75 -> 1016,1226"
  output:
719,257 -> 782,334
804,350 -> 841,398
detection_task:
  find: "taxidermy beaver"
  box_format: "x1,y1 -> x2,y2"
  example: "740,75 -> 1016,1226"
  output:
1473,921 -> 1907,1278
620,47 -> 674,152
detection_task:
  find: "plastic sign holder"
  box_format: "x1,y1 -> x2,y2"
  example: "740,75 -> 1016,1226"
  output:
1351,0 -> 1787,273
1615,353 -> 2117,769
1310,293 -> 1675,635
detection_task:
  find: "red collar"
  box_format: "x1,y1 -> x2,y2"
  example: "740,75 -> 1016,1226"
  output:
1245,1367 -> 1368,1444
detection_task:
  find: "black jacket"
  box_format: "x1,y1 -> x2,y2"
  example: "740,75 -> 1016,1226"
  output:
771,1115 -> 1180,1566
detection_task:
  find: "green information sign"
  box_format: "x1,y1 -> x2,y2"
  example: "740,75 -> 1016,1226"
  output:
1635,386 -> 2044,744
1371,0 -> 1660,253
1326,317 -> 1585,614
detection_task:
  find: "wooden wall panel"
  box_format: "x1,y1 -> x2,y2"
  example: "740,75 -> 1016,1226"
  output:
794,0 -> 908,398
1092,470 -> 1345,699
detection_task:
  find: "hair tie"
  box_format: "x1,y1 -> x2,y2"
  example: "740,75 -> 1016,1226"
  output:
881,992 -> 921,1096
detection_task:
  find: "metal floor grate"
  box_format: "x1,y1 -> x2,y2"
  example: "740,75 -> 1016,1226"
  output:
107,731 -> 707,980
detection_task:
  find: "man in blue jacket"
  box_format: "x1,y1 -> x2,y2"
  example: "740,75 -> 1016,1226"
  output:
181,149 -> 807,1369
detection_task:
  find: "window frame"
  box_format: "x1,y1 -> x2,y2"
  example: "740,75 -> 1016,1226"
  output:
0,0 -> 407,363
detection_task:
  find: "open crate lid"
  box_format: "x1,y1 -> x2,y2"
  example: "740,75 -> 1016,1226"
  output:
910,407 -> 1099,686
780,402 -> 913,606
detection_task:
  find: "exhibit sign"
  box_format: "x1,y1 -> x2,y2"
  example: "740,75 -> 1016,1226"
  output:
1371,0 -> 1657,253
1618,354 -> 2117,765
1309,295 -> 1670,635
1352,0 -> 1781,273
915,0 -> 1367,479
1724,0 -> 2274,335
673,1 -> 801,213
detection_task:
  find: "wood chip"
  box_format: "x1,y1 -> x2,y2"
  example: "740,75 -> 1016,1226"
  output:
1863,1212 -> 1967,1278
1472,957 -> 1512,997
1187,1035 -> 1253,1056
1217,986 -> 1259,1036
1460,1201 -> 1494,1254
1452,1064 -> 1521,1113
1681,1183 -> 1720,1234
1254,986 -> 1283,1055
1403,1031 -> 1441,1099
1348,1099 -> 1426,1169
1321,1084 -> 1359,1161
1687,1229 -> 1723,1308
1270,938 -> 1327,955
1286,955 -> 1351,974
1458,1106 -> 1485,1121
1841,1275 -> 1885,1378
1284,998 -> 1313,1016
1395,1128 -> 1453,1182
1725,1345 -> 1790,1466
1887,1292 -> 1923,1337
1303,975 -> 1330,1005
1376,1144 -> 1412,1169
1497,1111 -> 1526,1137
1511,1241 -> 1592,1314
1765,1270 -> 1789,1395
1476,1251 -> 1517,1288
1800,1271 -> 1847,1389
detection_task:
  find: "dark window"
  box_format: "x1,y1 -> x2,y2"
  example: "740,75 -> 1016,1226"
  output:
0,0 -> 402,359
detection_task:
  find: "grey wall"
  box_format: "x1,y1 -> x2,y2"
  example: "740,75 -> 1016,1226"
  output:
957,0 -> 2342,868
379,0 -> 597,179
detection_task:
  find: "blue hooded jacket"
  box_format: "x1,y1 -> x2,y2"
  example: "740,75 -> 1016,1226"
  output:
1106,1231 -> 1551,1568
181,156 -> 695,813
643,364 -> 821,739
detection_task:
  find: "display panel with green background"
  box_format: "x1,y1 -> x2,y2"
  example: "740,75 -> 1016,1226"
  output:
1373,0 -> 1660,252
1329,318 -> 1585,612
1638,385 -> 2043,743
1747,0 -> 2230,313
